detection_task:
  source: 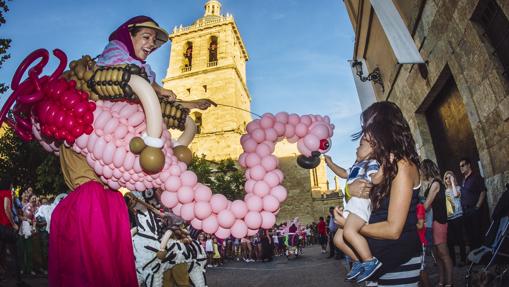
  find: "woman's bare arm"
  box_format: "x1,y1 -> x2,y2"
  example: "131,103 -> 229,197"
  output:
423,181 -> 439,210
359,160 -> 417,240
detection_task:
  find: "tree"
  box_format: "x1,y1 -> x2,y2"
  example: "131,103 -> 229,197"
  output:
0,125 -> 66,194
188,155 -> 245,201
0,0 -> 12,94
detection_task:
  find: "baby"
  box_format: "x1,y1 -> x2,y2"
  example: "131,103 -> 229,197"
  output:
325,134 -> 383,283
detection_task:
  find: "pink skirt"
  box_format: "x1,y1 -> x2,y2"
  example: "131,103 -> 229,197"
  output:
432,221 -> 448,245
48,181 -> 138,287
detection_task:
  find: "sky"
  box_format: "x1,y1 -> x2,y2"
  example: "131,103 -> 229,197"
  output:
0,0 -> 362,189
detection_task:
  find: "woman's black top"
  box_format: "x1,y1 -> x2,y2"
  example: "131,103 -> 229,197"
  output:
367,186 -> 421,278
425,179 -> 447,224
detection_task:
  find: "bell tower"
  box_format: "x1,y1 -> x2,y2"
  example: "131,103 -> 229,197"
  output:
163,0 -> 251,161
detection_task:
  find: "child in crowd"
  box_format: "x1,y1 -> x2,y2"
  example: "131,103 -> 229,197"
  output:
417,201 -> 431,287
325,134 -> 383,283
212,237 -> 221,267
205,234 -> 214,266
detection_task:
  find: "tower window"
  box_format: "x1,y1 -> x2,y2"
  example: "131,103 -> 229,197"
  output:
182,42 -> 193,72
472,0 -> 509,80
209,36 -> 218,65
193,112 -> 202,134
203,85 -> 207,93
187,88 -> 191,95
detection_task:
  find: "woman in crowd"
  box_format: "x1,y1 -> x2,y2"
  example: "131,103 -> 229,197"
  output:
422,160 -> 453,286
444,170 -> 466,266
334,101 -> 422,286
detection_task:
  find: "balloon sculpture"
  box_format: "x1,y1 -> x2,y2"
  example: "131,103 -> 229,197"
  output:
2,49 -> 335,240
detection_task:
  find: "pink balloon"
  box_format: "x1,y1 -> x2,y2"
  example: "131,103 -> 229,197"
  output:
246,120 -> 260,133
180,202 -> 195,221
217,209 -> 235,228
231,200 -> 248,219
169,165 -> 181,176
245,211 -> 262,229
264,128 -> 278,142
246,195 -> 263,212
295,123 -> 308,138
250,165 -> 266,181
261,155 -> 278,171
263,171 -> 280,188
245,153 -> 261,168
244,169 -> 251,180
274,169 -> 284,182
180,171 -> 198,187
253,181 -> 270,197
271,186 -> 288,202
273,122 -> 285,136
242,138 -> 258,153
215,227 -> 231,239
202,214 -> 219,234
311,124 -> 330,139
251,129 -> 265,143
301,115 -> 312,126
240,134 -> 251,145
164,176 -> 181,192
263,195 -> 280,212
275,112 -> 289,124
245,179 -> 256,193
191,218 -> 203,230
238,153 -> 247,168
260,115 -> 274,129
255,143 -> 271,158
194,184 -> 212,202
194,201 -> 212,220
178,162 -> 187,172
261,211 -> 276,229
177,186 -> 194,204
247,229 -> 258,236
304,134 -> 320,151
288,114 -> 300,125
172,203 -> 182,216
297,139 -> 312,157
284,124 -> 295,138
231,219 -> 248,239
288,135 -> 299,143
211,194 -> 228,213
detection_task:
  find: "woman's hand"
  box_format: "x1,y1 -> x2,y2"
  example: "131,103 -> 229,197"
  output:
333,206 -> 345,227
180,99 -> 217,110
348,179 -> 372,199
158,88 -> 177,101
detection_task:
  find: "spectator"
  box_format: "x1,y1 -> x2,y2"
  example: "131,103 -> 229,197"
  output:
317,217 -> 327,254
459,157 -> 489,250
422,159 -> 453,286
416,200 -> 430,287
443,170 -> 466,266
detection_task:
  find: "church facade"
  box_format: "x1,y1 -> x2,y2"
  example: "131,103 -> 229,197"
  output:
162,0 -> 342,224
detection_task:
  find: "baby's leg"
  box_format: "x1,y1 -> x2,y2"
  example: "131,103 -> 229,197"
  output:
343,213 -> 372,261
334,228 -> 359,261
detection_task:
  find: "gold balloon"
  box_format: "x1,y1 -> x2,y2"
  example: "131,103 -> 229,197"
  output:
173,145 -> 193,165
140,146 -> 165,174
129,137 -> 146,154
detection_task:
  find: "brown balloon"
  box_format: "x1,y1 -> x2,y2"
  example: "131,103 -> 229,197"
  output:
129,137 -> 146,154
140,146 -> 165,174
173,145 -> 193,165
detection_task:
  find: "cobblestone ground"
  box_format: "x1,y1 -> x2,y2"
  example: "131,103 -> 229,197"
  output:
0,245 -> 486,286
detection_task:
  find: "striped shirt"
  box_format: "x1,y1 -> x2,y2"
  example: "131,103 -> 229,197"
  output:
347,159 -> 380,184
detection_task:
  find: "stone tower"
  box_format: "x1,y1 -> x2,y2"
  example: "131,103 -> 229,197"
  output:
162,0 -> 342,224
162,0 -> 250,161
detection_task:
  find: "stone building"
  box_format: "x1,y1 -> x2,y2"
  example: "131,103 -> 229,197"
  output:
343,0 -> 509,208
162,0 -> 342,223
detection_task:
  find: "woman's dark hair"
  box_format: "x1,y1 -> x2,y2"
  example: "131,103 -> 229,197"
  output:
128,26 -> 143,37
352,101 -> 420,210
421,159 -> 441,181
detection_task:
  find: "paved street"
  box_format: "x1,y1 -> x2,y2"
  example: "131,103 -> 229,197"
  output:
206,245 -> 354,287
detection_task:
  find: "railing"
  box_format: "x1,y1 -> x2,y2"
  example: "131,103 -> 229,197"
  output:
207,61 -> 218,67
181,66 -> 192,73
172,15 -> 234,34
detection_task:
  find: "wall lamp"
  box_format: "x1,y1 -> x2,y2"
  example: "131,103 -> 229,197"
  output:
351,60 -> 385,92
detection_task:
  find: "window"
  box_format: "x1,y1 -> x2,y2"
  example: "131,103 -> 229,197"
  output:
182,42 -> 193,72
208,36 -> 218,64
203,85 -> 207,93
472,0 -> 509,78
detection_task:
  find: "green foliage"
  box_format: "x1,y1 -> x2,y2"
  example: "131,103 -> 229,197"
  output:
188,155 -> 245,201
0,126 -> 66,195
0,0 -> 11,94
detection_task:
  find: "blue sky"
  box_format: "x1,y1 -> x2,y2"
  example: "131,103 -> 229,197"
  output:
0,0 -> 362,189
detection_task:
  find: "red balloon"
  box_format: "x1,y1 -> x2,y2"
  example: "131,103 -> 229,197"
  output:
82,113 -> 93,125
84,125 -> 93,135
87,102 -> 96,111
71,125 -> 83,137
73,102 -> 88,117
55,111 -> 66,128
64,115 -> 76,131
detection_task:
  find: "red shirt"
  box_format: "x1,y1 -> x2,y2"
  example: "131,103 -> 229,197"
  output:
0,190 -> 12,227
317,220 -> 326,235
416,203 -> 427,245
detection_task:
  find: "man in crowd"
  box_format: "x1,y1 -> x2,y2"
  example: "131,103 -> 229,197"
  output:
327,206 -> 342,259
459,157 -> 489,250
317,216 -> 327,254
